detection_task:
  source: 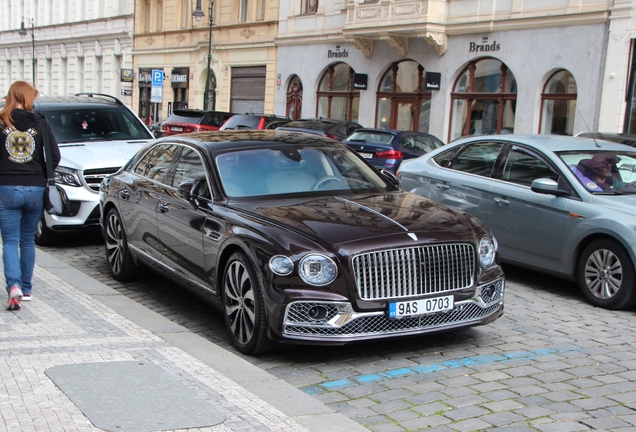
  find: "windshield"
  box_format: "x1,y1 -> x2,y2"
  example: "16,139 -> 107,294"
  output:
215,145 -> 392,197
558,150 -> 636,194
41,107 -> 153,143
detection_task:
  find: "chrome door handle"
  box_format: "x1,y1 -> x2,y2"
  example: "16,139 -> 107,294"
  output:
435,183 -> 449,190
494,197 -> 510,205
119,190 -> 130,199
158,203 -> 169,213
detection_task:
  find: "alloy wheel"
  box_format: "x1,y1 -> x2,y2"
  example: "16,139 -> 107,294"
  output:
224,260 -> 256,345
105,212 -> 125,275
584,248 -> 623,300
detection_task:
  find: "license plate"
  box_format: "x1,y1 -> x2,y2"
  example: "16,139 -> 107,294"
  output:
358,152 -> 373,159
388,295 -> 454,319
171,126 -> 183,132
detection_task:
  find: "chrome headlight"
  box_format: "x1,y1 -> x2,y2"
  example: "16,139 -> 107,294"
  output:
479,237 -> 496,267
299,254 -> 337,286
269,255 -> 294,276
55,167 -> 82,187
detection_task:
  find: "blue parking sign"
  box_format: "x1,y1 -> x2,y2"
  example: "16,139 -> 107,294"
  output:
152,70 -> 163,87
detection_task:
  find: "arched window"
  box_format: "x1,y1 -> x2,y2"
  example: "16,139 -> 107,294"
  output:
286,75 -> 303,120
539,70 -> 577,135
376,60 -> 431,132
450,58 -> 517,141
316,63 -> 359,122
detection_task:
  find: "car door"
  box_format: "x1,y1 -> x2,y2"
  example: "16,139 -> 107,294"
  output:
118,144 -> 179,263
156,145 -> 211,289
488,145 -> 569,270
425,141 -> 505,224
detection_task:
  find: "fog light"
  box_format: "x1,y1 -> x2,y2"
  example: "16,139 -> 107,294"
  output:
307,305 -> 328,320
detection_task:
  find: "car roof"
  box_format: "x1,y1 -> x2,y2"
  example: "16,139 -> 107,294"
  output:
33,94 -> 123,109
153,129 -> 344,153
449,134 -> 636,153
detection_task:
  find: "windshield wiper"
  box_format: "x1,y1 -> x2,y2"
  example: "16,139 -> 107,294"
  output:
349,139 -> 367,143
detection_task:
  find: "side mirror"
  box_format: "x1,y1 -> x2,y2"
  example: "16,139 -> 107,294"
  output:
380,169 -> 399,187
177,179 -> 198,207
531,178 -> 568,197
153,129 -> 166,138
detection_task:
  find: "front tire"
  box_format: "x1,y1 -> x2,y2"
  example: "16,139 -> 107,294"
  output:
223,251 -> 277,354
578,239 -> 636,309
104,208 -> 139,281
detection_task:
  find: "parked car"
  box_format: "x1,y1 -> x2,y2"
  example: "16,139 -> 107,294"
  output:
343,128 -> 445,173
161,109 -> 236,136
99,130 -> 504,354
398,134 -> 636,310
276,118 -> 362,141
4,93 -> 156,245
576,131 -> 636,147
220,113 -> 291,130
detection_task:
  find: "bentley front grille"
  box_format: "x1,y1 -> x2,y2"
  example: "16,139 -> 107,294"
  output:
352,243 -> 475,300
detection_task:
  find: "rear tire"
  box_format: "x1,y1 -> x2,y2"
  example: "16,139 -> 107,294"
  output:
104,208 -> 139,281
35,216 -> 58,246
223,251 -> 278,355
578,239 -> 636,309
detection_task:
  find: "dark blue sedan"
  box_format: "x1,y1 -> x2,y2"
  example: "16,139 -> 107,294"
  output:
343,128 -> 444,173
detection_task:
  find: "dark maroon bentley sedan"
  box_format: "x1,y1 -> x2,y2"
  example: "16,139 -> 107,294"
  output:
99,130 -> 504,354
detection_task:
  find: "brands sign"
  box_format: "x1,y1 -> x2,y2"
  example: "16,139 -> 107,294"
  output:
469,37 -> 500,53
328,46 -> 348,58
425,72 -> 441,91
353,73 -> 368,90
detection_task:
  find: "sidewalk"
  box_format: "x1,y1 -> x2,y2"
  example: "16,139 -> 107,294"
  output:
0,247 -> 369,432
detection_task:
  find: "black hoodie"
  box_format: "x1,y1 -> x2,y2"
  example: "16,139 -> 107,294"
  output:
0,108 -> 61,187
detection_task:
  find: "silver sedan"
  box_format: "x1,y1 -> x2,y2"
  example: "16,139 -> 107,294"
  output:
398,134 -> 636,310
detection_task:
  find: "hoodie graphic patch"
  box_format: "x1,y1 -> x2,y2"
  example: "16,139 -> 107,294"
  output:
3,126 -> 37,163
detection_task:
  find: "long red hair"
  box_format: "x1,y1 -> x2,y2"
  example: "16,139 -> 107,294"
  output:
0,81 -> 39,128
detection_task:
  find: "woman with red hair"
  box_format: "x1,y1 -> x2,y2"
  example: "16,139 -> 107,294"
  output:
0,81 -> 60,310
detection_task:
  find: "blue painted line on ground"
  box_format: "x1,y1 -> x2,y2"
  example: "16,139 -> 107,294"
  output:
300,345 -> 582,396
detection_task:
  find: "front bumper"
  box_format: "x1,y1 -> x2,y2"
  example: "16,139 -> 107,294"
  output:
280,277 -> 505,343
44,184 -> 100,231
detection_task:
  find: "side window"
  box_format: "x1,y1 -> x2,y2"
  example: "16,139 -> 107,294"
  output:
146,144 -> 181,184
172,147 -> 206,188
444,142 -> 503,177
413,135 -> 437,152
503,148 -> 558,186
402,136 -> 415,150
132,148 -> 156,176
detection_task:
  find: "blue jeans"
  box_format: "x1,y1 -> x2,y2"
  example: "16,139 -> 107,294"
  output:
0,186 -> 46,295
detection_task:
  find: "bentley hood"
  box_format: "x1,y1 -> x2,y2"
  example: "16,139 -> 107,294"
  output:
234,191 -> 484,247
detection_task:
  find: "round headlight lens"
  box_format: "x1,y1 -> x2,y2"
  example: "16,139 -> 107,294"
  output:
299,254 -> 337,286
479,237 -> 496,267
269,255 -> 294,276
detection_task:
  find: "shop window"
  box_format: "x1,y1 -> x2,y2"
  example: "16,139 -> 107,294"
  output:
286,75 -> 303,120
301,0 -> 318,14
316,63 -> 359,122
375,60 -> 431,132
539,70 -> 577,136
449,58 -> 517,142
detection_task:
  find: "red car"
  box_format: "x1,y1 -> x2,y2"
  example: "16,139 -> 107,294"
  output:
162,109 -> 236,136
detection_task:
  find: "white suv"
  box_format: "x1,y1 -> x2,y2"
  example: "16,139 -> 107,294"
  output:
34,93 -> 156,245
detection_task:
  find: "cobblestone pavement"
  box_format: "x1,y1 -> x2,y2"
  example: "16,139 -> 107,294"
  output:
40,232 -> 636,431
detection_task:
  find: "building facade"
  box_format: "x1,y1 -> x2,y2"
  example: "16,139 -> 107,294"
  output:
0,0 -> 135,104
132,0 -> 280,125
275,0 -> 620,142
